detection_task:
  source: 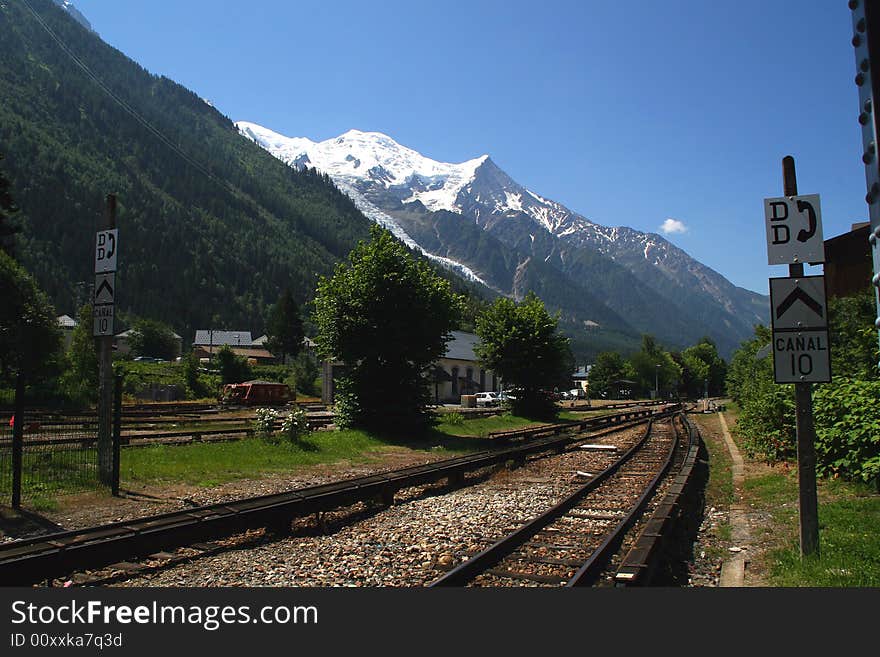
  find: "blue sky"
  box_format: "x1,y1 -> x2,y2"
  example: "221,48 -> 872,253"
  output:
72,0 -> 868,295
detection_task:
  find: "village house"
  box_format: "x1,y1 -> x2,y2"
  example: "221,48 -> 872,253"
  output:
192,330 -> 276,365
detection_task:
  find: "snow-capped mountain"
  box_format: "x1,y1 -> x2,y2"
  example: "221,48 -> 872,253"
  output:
237,122 -> 767,356
52,1 -> 93,32
237,122 -> 493,287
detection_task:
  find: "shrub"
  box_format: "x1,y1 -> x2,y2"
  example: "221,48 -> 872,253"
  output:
279,407 -> 309,442
253,408 -> 279,439
814,378 -> 880,485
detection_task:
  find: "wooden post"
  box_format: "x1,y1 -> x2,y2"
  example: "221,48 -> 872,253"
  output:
97,194 -> 115,486
782,155 -> 820,558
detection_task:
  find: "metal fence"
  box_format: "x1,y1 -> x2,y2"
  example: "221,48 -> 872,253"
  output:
0,410 -> 103,504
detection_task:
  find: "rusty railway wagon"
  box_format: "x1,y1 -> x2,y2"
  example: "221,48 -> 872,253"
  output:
219,380 -> 294,406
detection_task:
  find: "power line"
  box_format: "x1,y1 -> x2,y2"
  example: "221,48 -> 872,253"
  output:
19,0 -> 237,195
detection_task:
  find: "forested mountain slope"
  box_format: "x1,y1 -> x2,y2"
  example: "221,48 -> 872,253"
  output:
0,0 -> 373,339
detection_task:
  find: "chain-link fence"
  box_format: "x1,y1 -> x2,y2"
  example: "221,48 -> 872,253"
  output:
0,410 -> 104,505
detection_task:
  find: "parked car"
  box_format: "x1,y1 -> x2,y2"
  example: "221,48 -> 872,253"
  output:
475,392 -> 500,407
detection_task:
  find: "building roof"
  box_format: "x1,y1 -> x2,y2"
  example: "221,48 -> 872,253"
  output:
196,345 -> 275,360
443,331 -> 479,362
57,315 -> 77,328
117,328 -> 182,339
194,330 -> 253,346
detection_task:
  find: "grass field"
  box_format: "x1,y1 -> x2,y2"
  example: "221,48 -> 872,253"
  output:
120,412 -> 541,488
712,403 -> 880,587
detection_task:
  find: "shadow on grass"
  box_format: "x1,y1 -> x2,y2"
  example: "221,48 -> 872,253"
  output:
358,410 -> 559,454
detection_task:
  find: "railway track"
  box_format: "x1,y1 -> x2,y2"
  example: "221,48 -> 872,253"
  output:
0,406 -> 679,586
0,402 -> 662,450
429,414 -> 691,587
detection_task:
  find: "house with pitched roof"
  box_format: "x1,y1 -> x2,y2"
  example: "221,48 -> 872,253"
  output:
192,330 -> 276,364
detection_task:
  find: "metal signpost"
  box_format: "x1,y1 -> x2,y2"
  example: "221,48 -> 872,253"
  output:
764,156 -> 825,557
851,0 -> 880,362
94,196 -> 117,486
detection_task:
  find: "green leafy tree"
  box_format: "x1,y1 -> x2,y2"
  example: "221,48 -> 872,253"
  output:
265,288 -> 304,365
587,351 -> 629,399
314,225 -> 463,433
0,250 -> 62,386
60,304 -> 99,406
679,338 -> 727,398
628,335 -> 681,398
181,348 -> 208,398
127,317 -> 179,360
475,291 -> 570,419
215,345 -> 252,385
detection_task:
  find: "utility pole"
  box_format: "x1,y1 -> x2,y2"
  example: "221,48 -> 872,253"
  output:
781,156 -> 820,558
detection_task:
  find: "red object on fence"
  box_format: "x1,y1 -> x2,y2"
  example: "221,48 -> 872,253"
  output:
8,415 -> 13,428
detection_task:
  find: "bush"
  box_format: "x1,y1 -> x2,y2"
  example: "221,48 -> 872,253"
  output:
727,307 -> 880,484
253,408 -> 279,439
814,378 -> 880,485
279,407 -> 309,442
253,406 -> 309,444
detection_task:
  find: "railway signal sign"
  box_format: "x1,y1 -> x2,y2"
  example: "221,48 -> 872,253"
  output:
94,228 -> 118,273
764,194 -> 825,265
93,227 -> 118,337
769,276 -> 827,331
93,273 -> 115,305
93,304 -> 114,337
772,330 -> 831,384
769,275 -> 830,384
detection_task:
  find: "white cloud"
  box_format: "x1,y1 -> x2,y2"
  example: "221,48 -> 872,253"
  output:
660,218 -> 687,234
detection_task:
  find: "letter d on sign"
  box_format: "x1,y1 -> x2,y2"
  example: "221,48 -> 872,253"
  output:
772,224 -> 790,244
769,201 -> 788,222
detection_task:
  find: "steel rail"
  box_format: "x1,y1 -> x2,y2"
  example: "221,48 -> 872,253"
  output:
613,413 -> 705,586
0,407 -> 678,586
428,414 -> 683,587
565,415 -> 685,586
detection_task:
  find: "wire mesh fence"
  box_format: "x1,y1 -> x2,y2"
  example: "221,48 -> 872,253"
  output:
0,410 -> 103,505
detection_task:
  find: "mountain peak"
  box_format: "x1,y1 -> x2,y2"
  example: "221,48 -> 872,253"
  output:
237,121 -> 489,214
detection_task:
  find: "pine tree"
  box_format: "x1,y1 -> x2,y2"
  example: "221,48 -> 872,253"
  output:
265,288 -> 304,365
